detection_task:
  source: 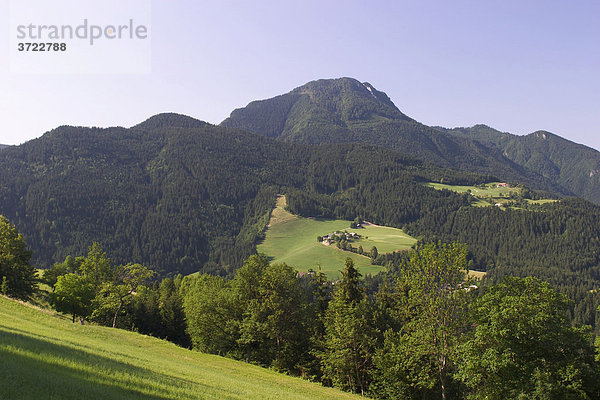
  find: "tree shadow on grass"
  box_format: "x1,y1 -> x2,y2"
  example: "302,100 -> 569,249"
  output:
3,325 -> 156,368
0,328 -> 234,400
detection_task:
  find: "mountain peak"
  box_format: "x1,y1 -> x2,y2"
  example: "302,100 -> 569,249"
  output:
221,77 -> 412,141
133,113 -> 208,131
528,130 -> 555,140
289,77 -> 403,113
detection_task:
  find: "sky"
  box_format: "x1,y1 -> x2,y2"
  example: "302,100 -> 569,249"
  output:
1,0 -> 599,150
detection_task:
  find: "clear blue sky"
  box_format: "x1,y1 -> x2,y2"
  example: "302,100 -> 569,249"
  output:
1,0 -> 599,149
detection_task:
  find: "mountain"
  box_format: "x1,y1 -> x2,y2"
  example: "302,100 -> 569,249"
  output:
220,78 -> 533,179
133,112 -> 208,130
222,78 -> 413,142
0,144 -> 8,150
0,114 -> 479,273
0,116 -> 298,274
222,77 -> 600,204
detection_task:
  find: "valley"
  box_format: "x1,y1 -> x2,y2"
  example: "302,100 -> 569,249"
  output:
2,76 -> 600,399
3,0 -> 599,396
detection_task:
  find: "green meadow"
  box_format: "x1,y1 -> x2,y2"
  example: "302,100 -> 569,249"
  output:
424,181 -> 515,197
0,296 -> 364,400
257,196 -> 416,278
423,182 -> 557,207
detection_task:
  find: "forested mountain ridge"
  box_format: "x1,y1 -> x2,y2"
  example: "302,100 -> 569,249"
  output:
222,77 -> 600,204
133,112 -> 209,130
444,124 -> 600,203
222,77 -> 413,140
0,120 -> 291,274
0,116 -> 479,273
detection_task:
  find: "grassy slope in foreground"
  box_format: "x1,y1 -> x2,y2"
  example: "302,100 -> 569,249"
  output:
0,296 -> 363,400
257,196 -> 416,278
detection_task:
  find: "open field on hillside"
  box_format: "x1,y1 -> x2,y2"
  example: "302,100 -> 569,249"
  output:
467,270 -> 486,279
353,222 -> 417,254
425,182 -> 516,197
257,196 -> 416,278
0,296 -> 364,400
423,182 -> 557,208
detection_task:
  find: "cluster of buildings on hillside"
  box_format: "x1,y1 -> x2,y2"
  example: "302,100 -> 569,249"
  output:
321,231 -> 360,244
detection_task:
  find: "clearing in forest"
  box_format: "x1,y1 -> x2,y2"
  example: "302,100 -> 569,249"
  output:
257,195 -> 416,279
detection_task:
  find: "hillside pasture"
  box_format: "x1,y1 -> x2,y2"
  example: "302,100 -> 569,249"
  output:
0,296 -> 364,400
423,182 -> 557,208
257,197 -> 416,278
424,182 -> 517,197
353,222 -> 416,254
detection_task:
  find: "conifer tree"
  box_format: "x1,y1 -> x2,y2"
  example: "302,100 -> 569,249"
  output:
321,258 -> 376,395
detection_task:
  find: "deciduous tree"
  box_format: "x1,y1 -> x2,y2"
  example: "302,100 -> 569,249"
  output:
181,273 -> 240,355
456,276 -> 599,400
93,263 -> 154,328
42,255 -> 83,289
238,262 -> 311,373
79,242 -> 113,287
373,242 -> 471,400
0,215 -> 35,299
50,273 -> 95,323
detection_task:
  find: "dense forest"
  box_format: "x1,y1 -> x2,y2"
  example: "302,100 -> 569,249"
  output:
2,113 -> 600,329
287,190 -> 600,330
0,117 -> 487,273
443,125 -> 600,202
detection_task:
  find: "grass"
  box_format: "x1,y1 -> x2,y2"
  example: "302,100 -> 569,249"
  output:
0,296 -> 365,400
268,195 -> 299,226
423,182 -> 557,208
257,196 -> 416,279
353,223 -> 416,254
424,182 -> 518,197
527,199 -> 557,205
467,270 -> 486,280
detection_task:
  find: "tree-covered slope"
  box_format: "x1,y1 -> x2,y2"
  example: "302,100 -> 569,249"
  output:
222,78 -> 412,141
444,125 -> 600,204
0,115 -> 481,274
0,118 -> 298,273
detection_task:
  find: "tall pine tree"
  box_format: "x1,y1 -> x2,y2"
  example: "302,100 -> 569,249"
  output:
321,258 -> 376,395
